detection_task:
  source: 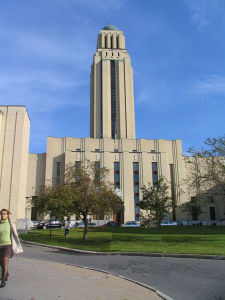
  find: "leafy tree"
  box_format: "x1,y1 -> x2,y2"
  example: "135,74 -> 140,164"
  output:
186,136 -> 225,199
183,197 -> 204,220
34,162 -> 124,240
138,178 -> 171,227
34,185 -> 76,221
65,162 -> 124,240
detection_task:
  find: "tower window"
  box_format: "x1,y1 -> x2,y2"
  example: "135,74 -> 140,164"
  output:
111,60 -> 117,139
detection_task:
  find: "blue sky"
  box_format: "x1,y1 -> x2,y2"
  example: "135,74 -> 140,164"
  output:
1,0 -> 225,154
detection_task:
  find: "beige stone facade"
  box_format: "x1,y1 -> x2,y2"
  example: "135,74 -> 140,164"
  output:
44,136 -> 186,222
90,27 -> 135,139
1,26 -> 224,225
0,106 -> 30,222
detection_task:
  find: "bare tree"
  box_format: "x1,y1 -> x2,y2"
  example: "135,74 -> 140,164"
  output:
186,136 -> 225,199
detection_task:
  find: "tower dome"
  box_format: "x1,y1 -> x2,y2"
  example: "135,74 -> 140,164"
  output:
102,25 -> 119,31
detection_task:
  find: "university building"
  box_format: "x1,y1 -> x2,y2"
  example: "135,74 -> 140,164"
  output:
0,25 -> 223,226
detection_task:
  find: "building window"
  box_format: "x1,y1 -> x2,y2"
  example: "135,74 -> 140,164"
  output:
133,162 -> 140,221
31,196 -> 38,221
150,150 -> 155,153
75,161 -> 81,182
170,164 -> 175,196
132,150 -> 137,153
209,207 -> 216,220
94,161 -> 100,169
94,161 -> 100,180
95,149 -> 100,152
114,149 -> 119,152
152,162 -> 158,188
114,162 -> 120,189
75,161 -> 81,169
111,60 -> 117,139
133,162 -> 139,172
56,162 -> 60,185
170,164 -> 176,220
76,148 -> 81,152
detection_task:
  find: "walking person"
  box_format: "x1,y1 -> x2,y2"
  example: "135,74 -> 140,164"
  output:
0,208 -> 23,288
64,218 -> 70,237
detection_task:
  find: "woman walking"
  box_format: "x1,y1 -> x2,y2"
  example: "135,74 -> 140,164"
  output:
0,208 -> 23,288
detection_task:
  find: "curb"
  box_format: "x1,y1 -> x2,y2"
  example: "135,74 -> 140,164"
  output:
21,240 -> 225,260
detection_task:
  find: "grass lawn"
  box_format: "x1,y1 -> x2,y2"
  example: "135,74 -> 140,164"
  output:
20,226 -> 225,255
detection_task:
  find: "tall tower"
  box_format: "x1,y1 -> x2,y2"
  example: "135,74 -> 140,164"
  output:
90,25 -> 136,139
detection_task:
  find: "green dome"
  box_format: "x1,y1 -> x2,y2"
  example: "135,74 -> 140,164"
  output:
102,25 -> 118,31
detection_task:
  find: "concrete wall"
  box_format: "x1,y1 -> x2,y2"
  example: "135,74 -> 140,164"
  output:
0,106 -> 30,222
45,136 -> 186,222
90,29 -> 135,139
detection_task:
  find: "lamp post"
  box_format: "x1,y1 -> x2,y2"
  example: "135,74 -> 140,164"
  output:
25,196 -> 30,235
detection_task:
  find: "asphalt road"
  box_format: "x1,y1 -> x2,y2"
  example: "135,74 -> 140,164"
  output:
20,243 -> 225,300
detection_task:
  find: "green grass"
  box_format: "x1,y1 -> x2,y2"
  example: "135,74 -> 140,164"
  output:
20,226 -> 225,255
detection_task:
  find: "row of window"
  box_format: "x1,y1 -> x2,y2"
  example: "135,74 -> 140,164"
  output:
103,35 -> 121,49
104,52 -> 120,57
74,148 -> 157,153
56,161 -> 159,184
56,161 -> 177,221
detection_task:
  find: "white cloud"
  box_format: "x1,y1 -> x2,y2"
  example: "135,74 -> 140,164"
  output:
183,0 -> 225,31
0,70 -> 89,113
0,27 -> 93,70
193,75 -> 225,95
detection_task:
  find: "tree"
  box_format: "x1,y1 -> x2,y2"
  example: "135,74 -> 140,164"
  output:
186,136 -> 225,199
31,184 -> 76,238
34,162 -> 124,240
65,162 -> 124,240
183,197 -> 204,221
138,178 -> 171,227
34,184 -> 76,221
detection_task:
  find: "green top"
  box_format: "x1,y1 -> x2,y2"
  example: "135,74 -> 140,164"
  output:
0,219 -> 11,246
102,25 -> 118,31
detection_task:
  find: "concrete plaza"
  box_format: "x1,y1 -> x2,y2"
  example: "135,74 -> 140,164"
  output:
0,256 -> 162,300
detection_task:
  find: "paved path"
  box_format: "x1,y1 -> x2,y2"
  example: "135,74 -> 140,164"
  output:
3,243 -> 225,300
0,256 -> 162,300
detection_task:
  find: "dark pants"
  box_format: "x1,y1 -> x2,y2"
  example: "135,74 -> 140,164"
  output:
65,229 -> 70,237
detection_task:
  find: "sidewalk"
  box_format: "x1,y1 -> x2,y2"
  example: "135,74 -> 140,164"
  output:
0,256 -> 163,300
